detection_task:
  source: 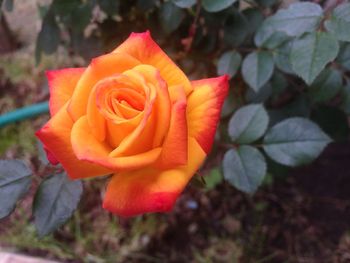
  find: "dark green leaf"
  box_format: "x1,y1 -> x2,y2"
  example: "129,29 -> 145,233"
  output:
0,160 -> 32,219
255,31 -> 290,49
71,3 -> 92,33
242,51 -> 274,92
221,86 -> 242,118
33,173 -> 83,237
223,9 -> 249,47
255,2 -> 322,44
311,105 -> 349,141
172,0 -> 196,8
217,50 -> 241,78
290,32 -> 339,85
263,117 -> 332,167
268,95 -> 311,126
35,12 -> 60,63
137,0 -> 157,11
273,41 -> 294,74
4,0 -> 13,12
204,168 -> 223,190
159,2 -> 185,34
202,0 -> 237,12
51,0 -> 81,16
37,4 -> 49,19
71,33 -> 103,61
242,8 -> 264,37
98,0 -> 119,16
254,0 -> 277,7
336,43 -> 350,71
341,82 -> 350,114
228,104 -> 269,144
325,3 -> 350,42
270,71 -> 287,99
223,146 -> 266,194
245,83 -> 272,103
308,68 -> 342,102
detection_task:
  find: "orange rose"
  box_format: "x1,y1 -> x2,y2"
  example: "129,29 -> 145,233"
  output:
36,31 -> 228,217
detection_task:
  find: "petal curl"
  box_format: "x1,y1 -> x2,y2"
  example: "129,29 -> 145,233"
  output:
68,53 -> 140,121
113,31 -> 193,96
155,85 -> 187,169
36,103 -> 112,179
46,68 -> 85,116
71,116 -> 162,171
131,65 -> 171,148
102,137 -> 206,217
187,75 -> 229,153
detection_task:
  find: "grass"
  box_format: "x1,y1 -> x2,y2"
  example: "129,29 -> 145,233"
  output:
0,121 -> 37,156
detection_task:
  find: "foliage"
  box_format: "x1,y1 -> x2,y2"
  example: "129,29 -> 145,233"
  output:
1,0 -> 350,236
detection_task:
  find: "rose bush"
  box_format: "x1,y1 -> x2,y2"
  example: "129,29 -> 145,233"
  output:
36,31 -> 229,217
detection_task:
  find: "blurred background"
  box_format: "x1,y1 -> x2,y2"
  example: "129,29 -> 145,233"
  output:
1,0 -> 350,262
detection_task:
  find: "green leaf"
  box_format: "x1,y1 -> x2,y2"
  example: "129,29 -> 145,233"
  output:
290,32 -> 339,85
0,160 -> 32,219
202,0 -> 237,12
254,0 -> 277,7
223,146 -> 266,194
137,0 -> 157,11
204,168 -> 223,190
255,31 -> 290,49
35,12 -> 60,63
325,3 -> 350,42
98,0 -> 119,16
270,71 -> 287,99
268,95 -> 311,126
242,8 -> 264,37
311,105 -> 349,141
273,41 -> 294,74
172,0 -> 196,8
228,104 -> 269,144
71,3 -> 92,33
336,43 -> 350,71
242,51 -> 274,92
308,68 -> 342,103
4,0 -> 13,12
263,117 -> 332,167
255,2 -> 323,45
33,173 -> 83,237
221,87 -> 241,118
159,2 -> 185,34
217,50 -> 241,78
51,0 -> 81,16
37,4 -> 49,19
341,82 -> 350,114
223,9 -> 249,47
245,83 -> 272,103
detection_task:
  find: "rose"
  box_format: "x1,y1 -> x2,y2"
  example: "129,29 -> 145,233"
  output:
36,31 -> 228,217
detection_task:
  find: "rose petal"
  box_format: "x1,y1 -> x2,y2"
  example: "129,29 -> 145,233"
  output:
187,75 -> 229,153
131,65 -> 171,147
71,116 -> 163,170
36,102 -> 112,179
107,67 -> 171,156
68,53 -> 140,121
155,85 -> 187,169
113,31 -> 193,96
103,137 -> 206,217
46,68 -> 85,116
